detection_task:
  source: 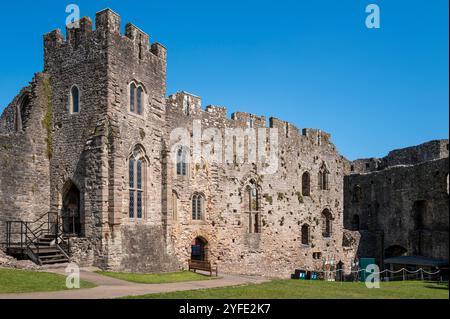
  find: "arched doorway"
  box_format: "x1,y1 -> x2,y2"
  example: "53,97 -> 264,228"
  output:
62,183 -> 82,236
191,237 -> 208,261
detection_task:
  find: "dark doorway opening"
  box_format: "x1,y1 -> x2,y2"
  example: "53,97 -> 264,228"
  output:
384,245 -> 407,259
62,183 -> 82,236
191,237 -> 208,261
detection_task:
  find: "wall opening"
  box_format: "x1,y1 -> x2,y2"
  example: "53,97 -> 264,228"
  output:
191,236 -> 208,261
62,182 -> 82,237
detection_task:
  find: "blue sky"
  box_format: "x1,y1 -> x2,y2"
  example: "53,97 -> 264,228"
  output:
0,0 -> 448,160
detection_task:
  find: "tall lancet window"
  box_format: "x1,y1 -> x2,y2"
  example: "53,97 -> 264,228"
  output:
129,82 -> 145,115
70,86 -> 80,114
129,145 -> 147,220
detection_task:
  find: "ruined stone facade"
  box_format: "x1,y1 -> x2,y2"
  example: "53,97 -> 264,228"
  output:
0,10 -> 447,277
344,140 -> 449,267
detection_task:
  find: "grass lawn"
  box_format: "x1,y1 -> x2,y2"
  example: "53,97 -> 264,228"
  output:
123,279 -> 449,299
0,268 -> 96,294
95,270 -> 216,284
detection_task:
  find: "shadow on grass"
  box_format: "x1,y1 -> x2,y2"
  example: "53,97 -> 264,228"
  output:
424,285 -> 449,290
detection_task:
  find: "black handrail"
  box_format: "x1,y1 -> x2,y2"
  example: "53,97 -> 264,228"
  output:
5,211 -> 71,263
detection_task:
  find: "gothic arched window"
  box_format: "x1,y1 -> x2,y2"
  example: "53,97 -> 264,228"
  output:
302,172 -> 311,196
129,146 -> 147,219
176,148 -> 188,176
245,180 -> 261,233
70,85 -> 80,114
318,163 -> 330,190
322,209 -> 333,238
15,94 -> 30,132
301,224 -> 310,245
353,185 -> 362,202
129,81 -> 145,115
192,193 -> 205,220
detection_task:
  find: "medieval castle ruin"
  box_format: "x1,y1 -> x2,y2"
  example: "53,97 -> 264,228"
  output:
0,9 -> 448,277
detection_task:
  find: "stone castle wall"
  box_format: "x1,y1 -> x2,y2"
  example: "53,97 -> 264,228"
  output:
0,74 -> 51,244
4,9 -> 446,278
165,92 -> 356,277
344,140 -> 449,266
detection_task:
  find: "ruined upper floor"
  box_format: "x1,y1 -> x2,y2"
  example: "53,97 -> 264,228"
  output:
349,139 -> 449,174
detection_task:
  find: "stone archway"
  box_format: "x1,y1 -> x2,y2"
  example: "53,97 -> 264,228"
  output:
191,236 -> 209,261
62,181 -> 82,236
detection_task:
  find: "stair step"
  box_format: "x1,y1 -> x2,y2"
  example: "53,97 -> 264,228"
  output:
40,254 -> 66,260
38,237 -> 55,243
41,258 -> 69,265
32,247 -> 61,254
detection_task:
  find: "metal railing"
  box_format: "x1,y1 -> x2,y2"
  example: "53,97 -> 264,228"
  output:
5,211 -> 71,263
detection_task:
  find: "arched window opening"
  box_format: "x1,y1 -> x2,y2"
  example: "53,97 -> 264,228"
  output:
302,172 -> 311,196
245,180 -> 261,233
322,209 -> 333,238
353,185 -> 362,202
301,224 -> 310,245
192,193 -> 204,220
129,82 -> 145,115
15,95 -> 30,132
70,86 -> 80,114
318,164 -> 330,190
129,146 -> 147,219
191,237 -> 208,261
176,147 -> 188,176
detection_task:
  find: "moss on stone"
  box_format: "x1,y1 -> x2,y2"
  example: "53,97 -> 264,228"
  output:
42,77 -> 53,159
139,128 -> 146,140
263,193 -> 273,205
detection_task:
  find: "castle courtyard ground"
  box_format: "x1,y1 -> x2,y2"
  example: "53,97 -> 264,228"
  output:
0,267 -> 447,299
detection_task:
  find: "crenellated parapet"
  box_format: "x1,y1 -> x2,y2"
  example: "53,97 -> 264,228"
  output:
166,91 -> 337,151
231,112 -> 266,128
44,9 -> 166,71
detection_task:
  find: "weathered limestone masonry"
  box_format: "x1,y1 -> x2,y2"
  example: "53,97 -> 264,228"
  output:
0,74 -> 51,243
344,140 -> 449,267
166,92 -> 357,276
1,9 -> 446,277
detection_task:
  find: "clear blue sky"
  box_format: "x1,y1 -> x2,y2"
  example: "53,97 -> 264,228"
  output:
0,0 -> 448,160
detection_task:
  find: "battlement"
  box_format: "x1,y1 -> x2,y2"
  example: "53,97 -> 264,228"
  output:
167,92 -> 202,116
166,92 -> 338,147
231,112 -> 266,128
43,8 -> 166,68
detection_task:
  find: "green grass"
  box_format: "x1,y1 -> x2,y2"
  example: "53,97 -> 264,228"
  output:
122,279 -> 449,299
0,268 -> 96,294
95,270 -> 216,284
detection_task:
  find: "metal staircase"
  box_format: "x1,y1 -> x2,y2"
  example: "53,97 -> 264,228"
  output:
5,212 -> 70,265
